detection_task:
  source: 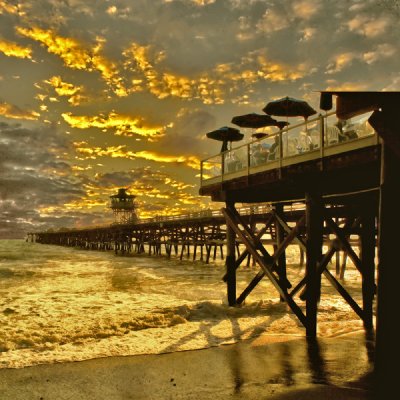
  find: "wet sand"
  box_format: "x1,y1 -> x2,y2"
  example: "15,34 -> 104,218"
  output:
0,332 -> 374,400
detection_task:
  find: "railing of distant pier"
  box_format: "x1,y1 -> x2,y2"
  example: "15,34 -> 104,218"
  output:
200,110 -> 380,187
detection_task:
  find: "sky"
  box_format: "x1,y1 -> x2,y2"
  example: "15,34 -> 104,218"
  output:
0,0 -> 399,238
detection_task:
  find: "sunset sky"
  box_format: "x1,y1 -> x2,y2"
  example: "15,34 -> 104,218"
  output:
0,0 -> 399,237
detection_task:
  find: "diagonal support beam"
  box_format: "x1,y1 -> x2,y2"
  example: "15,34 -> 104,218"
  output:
273,210 -> 307,250
223,207 -> 307,327
322,269 -> 365,320
325,216 -> 363,273
237,215 -> 305,304
222,215 -> 274,282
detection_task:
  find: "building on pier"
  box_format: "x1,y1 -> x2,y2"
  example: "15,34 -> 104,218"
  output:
109,188 -> 138,225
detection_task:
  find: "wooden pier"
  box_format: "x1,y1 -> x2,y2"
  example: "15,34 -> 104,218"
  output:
199,91 -> 400,399
30,91 -> 399,398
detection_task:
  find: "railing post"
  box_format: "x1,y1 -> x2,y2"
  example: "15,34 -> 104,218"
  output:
221,152 -> 225,183
278,131 -> 283,177
247,143 -> 250,176
319,114 -> 325,161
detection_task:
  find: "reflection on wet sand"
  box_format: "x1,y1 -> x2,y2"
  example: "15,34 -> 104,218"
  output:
0,331 -> 374,400
225,331 -> 373,398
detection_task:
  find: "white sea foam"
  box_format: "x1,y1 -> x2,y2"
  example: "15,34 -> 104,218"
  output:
0,239 -> 370,368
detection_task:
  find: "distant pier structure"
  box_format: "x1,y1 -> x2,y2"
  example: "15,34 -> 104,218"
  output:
109,188 -> 138,224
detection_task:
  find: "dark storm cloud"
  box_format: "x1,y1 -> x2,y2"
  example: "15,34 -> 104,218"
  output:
0,120 -> 85,237
158,108 -> 216,157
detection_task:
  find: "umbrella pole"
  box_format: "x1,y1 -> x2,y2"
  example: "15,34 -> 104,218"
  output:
285,116 -> 289,157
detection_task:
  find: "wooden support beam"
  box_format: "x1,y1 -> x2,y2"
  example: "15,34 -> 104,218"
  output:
372,135 -> 400,398
221,217 -> 274,282
275,203 -> 288,302
360,209 -> 376,329
225,203 -> 237,306
291,244 -> 336,298
235,215 -> 305,303
322,269 -> 365,320
223,207 -> 306,326
305,191 -> 323,338
325,217 -> 363,274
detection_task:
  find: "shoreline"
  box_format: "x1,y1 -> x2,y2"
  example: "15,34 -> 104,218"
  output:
0,332 -> 374,400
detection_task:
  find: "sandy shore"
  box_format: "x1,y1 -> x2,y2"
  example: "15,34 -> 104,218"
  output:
0,332 -> 374,400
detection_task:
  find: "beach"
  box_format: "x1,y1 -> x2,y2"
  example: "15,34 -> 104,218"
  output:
0,332 -> 373,400
0,240 -> 374,398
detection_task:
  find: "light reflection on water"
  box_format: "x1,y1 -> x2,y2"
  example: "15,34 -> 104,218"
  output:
0,239 -> 372,370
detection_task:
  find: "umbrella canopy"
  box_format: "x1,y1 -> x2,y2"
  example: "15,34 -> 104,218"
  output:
251,132 -> 268,140
275,121 -> 290,130
206,126 -> 244,152
263,96 -> 317,119
231,113 -> 278,128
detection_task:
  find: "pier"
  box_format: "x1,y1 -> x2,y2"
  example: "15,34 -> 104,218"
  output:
29,91 -> 399,398
199,91 -> 399,398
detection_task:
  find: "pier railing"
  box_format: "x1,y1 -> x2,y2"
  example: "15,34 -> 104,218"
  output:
122,203 -> 275,225
200,110 -> 379,186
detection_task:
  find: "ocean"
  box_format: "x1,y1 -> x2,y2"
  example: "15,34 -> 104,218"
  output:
0,239 -> 368,369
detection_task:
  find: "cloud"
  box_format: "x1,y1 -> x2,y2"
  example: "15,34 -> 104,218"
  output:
363,43 -> 396,64
17,27 -> 128,96
326,52 -> 357,74
292,0 -> 321,20
17,26 -> 91,69
44,76 -> 87,105
122,41 -> 308,105
0,101 -> 40,120
346,14 -> 391,38
0,1 -> 21,15
62,111 -> 166,138
0,38 -> 32,59
73,142 -> 201,169
0,121 -> 87,237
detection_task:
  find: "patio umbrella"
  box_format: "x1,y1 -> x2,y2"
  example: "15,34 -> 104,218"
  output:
275,121 -> 290,130
251,132 -> 268,140
206,126 -> 244,153
231,113 -> 278,128
263,97 -> 317,154
262,96 -> 317,119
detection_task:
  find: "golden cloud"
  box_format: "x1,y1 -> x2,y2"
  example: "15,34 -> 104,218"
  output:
17,26 -> 91,69
73,143 -> 200,169
0,102 -> 40,120
122,41 -> 309,105
17,27 -> 128,96
44,76 -> 87,105
0,1 -> 20,14
63,112 -> 164,138
45,76 -> 81,96
0,39 -> 32,59
326,52 -> 355,74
